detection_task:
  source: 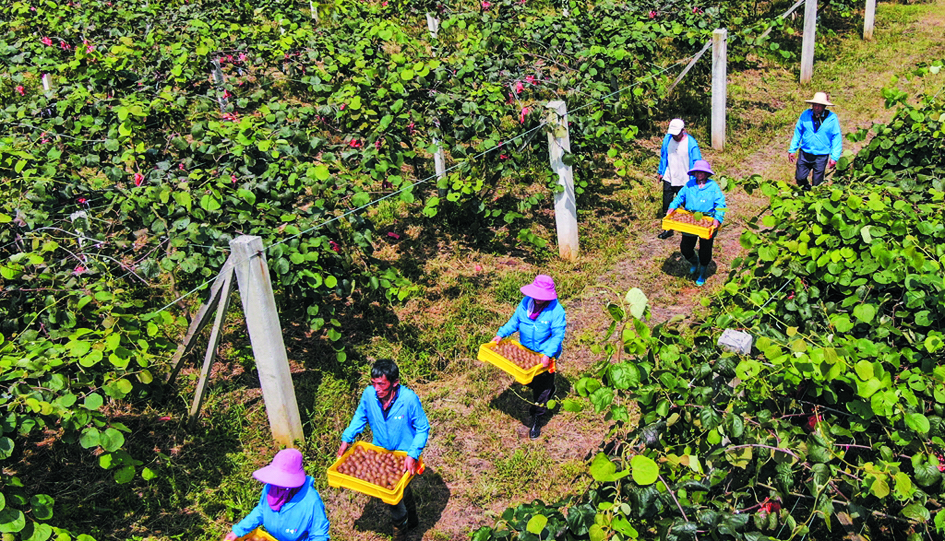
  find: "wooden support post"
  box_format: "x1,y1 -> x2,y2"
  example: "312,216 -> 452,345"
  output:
426,13 -> 440,39
230,236 -> 303,447
800,0 -> 817,83
711,29 -> 727,151
863,0 -> 876,40
545,101 -> 579,261
433,137 -> 446,198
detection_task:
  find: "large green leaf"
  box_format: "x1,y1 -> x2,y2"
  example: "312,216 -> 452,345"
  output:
630,454 -> 659,485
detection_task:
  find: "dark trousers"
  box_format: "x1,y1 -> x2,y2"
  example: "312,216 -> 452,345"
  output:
527,371 -> 556,420
680,234 -> 713,267
661,181 -> 683,216
795,150 -> 829,190
388,484 -> 417,527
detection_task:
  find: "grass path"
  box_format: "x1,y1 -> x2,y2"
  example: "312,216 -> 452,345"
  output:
319,2 -> 945,539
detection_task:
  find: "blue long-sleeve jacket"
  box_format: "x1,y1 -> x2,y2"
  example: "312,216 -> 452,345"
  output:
668,180 -> 727,224
232,476 -> 330,541
788,109 -> 842,161
341,385 -> 430,460
497,297 -> 567,359
657,133 -> 702,180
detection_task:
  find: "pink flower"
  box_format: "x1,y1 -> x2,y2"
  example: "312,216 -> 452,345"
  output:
406,121 -> 415,135
349,139 -> 362,148
382,0 -> 388,5
520,106 -> 530,124
15,85 -> 25,96
692,6 -> 703,13
60,41 -> 71,50
41,37 -> 52,46
481,1 -> 491,8
387,232 -> 400,239
514,81 -> 524,94
134,172 -> 144,187
475,264 -> 482,272
340,103 -> 346,111
77,197 -> 88,205
179,163 -> 185,170
807,414 -> 820,430
239,52 -> 247,62
159,416 -> 172,421
525,75 -> 536,85
329,240 -> 341,253
231,174 -> 238,184
500,154 -> 509,160
648,10 -> 657,18
73,265 -> 85,275
375,139 -> 382,149
86,45 -> 94,53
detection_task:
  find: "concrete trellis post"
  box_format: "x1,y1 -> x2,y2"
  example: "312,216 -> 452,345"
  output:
230,236 -> 304,446
863,0 -> 876,40
426,13 -> 440,39
310,0 -> 319,21
211,59 -> 227,113
41,74 -> 53,95
433,138 -> 446,198
711,29 -> 727,151
800,0 -> 817,83
545,101 -> 579,261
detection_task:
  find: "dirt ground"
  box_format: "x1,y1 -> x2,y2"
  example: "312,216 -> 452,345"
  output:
317,3 -> 945,539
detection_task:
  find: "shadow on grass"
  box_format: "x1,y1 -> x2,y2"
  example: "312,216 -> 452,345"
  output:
660,250 -> 717,279
487,375 -> 572,429
351,469 -> 451,540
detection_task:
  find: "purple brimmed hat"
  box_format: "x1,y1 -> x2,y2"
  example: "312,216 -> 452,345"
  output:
253,449 -> 306,488
521,274 -> 557,301
687,159 -> 715,176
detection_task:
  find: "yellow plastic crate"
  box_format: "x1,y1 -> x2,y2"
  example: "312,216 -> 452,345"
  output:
661,209 -> 717,239
477,339 -> 556,385
238,527 -> 276,541
327,441 -> 423,504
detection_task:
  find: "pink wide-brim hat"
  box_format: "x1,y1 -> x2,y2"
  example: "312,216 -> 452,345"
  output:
521,274 -> 558,301
687,159 -> 715,176
253,449 -> 306,488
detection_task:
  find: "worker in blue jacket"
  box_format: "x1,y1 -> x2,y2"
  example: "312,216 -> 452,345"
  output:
788,92 -> 843,190
227,449 -> 330,541
338,359 -> 429,541
666,160 -> 727,287
492,274 -> 567,439
657,118 -> 702,239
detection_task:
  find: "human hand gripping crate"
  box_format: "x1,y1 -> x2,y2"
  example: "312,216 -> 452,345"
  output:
327,442 -> 424,504
661,209 -> 718,239
477,338 -> 556,385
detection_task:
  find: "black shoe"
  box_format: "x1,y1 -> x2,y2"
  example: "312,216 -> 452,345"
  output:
529,423 -> 541,439
657,230 -> 673,239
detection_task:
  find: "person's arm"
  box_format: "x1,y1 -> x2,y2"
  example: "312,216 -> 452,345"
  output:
788,114 -> 804,159
829,115 -> 843,164
538,306 -> 567,359
657,134 -> 670,178
496,299 -> 525,339
230,489 -> 267,539
339,390 -> 370,448
406,397 -> 431,466
305,487 -> 331,541
712,183 -> 727,226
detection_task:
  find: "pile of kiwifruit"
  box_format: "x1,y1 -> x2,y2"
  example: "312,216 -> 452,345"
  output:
494,341 -> 543,369
335,448 -> 404,489
667,212 -> 713,226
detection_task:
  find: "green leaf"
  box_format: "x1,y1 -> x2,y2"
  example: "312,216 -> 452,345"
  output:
30,494 -> 54,521
100,428 -> 125,452
0,508 -> 26,533
23,522 -> 53,541
79,428 -> 101,449
114,465 -> 135,484
854,360 -> 874,381
199,194 -> 221,212
588,524 -> 606,541
589,387 -> 614,413
141,467 -> 156,481
237,188 -> 256,205
853,303 -> 877,323
905,413 -> 931,434
630,454 -> 659,485
83,393 -> 103,410
902,503 -> 930,522
589,453 -> 628,482
0,437 -> 13,460
525,514 -> 547,534
725,446 -> 752,468
624,288 -> 648,319
871,477 -> 890,498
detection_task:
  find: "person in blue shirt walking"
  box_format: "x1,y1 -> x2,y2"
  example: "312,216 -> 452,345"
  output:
492,274 -> 567,439
226,448 -> 330,541
788,92 -> 843,190
657,118 -> 702,239
665,160 -> 727,287
337,359 -> 429,541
